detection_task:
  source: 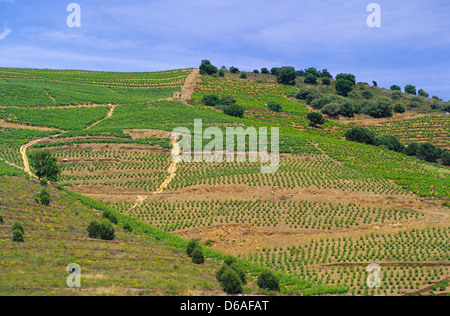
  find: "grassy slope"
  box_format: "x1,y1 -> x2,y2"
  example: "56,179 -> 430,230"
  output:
0,176 -> 223,296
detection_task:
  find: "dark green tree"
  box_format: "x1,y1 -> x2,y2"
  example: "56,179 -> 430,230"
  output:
29,151 -> 60,182
199,60 -> 218,76
257,270 -> 280,291
267,101 -> 282,112
442,151 -> 450,166
345,127 -> 376,145
405,142 -> 419,156
223,104 -> 244,118
390,85 -> 401,91
335,78 -> 354,97
417,143 -> 440,163
307,112 -> 325,127
277,66 -> 296,85
304,73 -> 318,85
404,85 -> 417,95
202,94 -> 221,106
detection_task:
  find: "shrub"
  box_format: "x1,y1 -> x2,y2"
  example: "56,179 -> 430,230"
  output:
123,223 -> 133,233
87,221 -> 102,239
408,101 -> 421,108
418,89 -> 429,98
39,194 -> 51,206
230,262 -> 247,284
230,66 -> 240,74
394,103 -> 406,113
13,229 -> 24,243
29,151 -> 60,182
270,67 -> 281,76
404,85 -> 417,95
199,60 -> 218,76
267,101 -> 282,112
191,247 -> 205,264
223,104 -> 244,118
390,85 -> 401,91
374,135 -> 405,153
224,255 -> 237,266
0,214 -> 3,224
307,112 -> 325,127
218,267 -> 243,294
277,66 -> 296,85
442,151 -> 450,166
362,89 -> 374,100
261,68 -> 270,74
218,69 -> 225,77
186,239 -> 201,257
391,91 -> 403,100
321,103 -> 341,117
12,221 -> 24,243
363,97 -> 393,118
345,127 -> 376,145
339,101 -> 356,118
322,77 -> 331,85
102,210 -> 118,225
221,95 -> 237,106
87,221 -> 115,241
240,72 -> 248,79
417,143 -> 440,163
335,79 -> 354,97
257,270 -> 280,291
12,221 -> 24,234
405,142 -> 419,156
202,94 -> 220,106
304,73 -> 318,85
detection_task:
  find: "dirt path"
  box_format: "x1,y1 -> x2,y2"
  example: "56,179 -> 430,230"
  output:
85,104 -> 116,130
20,137 -> 50,178
177,68 -> 200,104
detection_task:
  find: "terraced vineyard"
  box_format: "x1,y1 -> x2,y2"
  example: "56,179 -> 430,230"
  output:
369,115 -> 450,149
117,199 -> 420,232
246,227 -> 450,296
0,67 -> 448,297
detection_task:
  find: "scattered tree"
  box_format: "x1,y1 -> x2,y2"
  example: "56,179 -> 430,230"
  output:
404,85 -> 417,95
224,104 -> 244,118
257,270 -> 280,291
199,60 -> 218,76
277,66 -> 296,85
345,127 -> 376,145
29,151 -> 60,182
267,101 -> 282,112
307,112 -> 325,127
202,94 -> 221,106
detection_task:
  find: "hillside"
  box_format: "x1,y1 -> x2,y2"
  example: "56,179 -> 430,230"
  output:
0,66 -> 449,296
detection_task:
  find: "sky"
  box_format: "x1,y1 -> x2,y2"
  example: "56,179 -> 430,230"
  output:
1,0 -> 449,100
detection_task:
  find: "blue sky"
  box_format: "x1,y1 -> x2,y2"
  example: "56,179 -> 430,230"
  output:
1,0 -> 449,100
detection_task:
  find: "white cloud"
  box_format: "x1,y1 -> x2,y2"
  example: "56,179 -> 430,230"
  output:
0,27 -> 12,40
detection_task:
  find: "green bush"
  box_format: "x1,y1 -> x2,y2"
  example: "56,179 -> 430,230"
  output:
191,247 -> 205,264
87,220 -> 115,241
362,97 -> 393,118
199,60 -> 218,76
123,223 -> 133,233
221,95 -> 236,106
12,221 -> 24,234
441,150 -> 450,166
374,135 -> 405,153
37,188 -> 51,206
186,239 -> 201,257
277,66 -> 296,85
321,102 -> 341,117
267,101 -> 282,112
394,103 -> 406,113
322,77 -> 331,85
230,262 -> 247,285
257,270 -> 280,291
405,142 -> 419,156
345,127 -> 376,145
404,84 -> 417,95
304,73 -> 318,85
13,229 -> 24,243
102,209 -> 118,225
362,89 -> 374,100
202,94 -> 221,106
390,85 -> 401,91
223,104 -> 244,118
0,214 -> 3,224
307,112 -> 325,127
417,143 -> 440,163
217,267 -> 243,294
239,72 -> 248,79
391,91 -> 403,100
